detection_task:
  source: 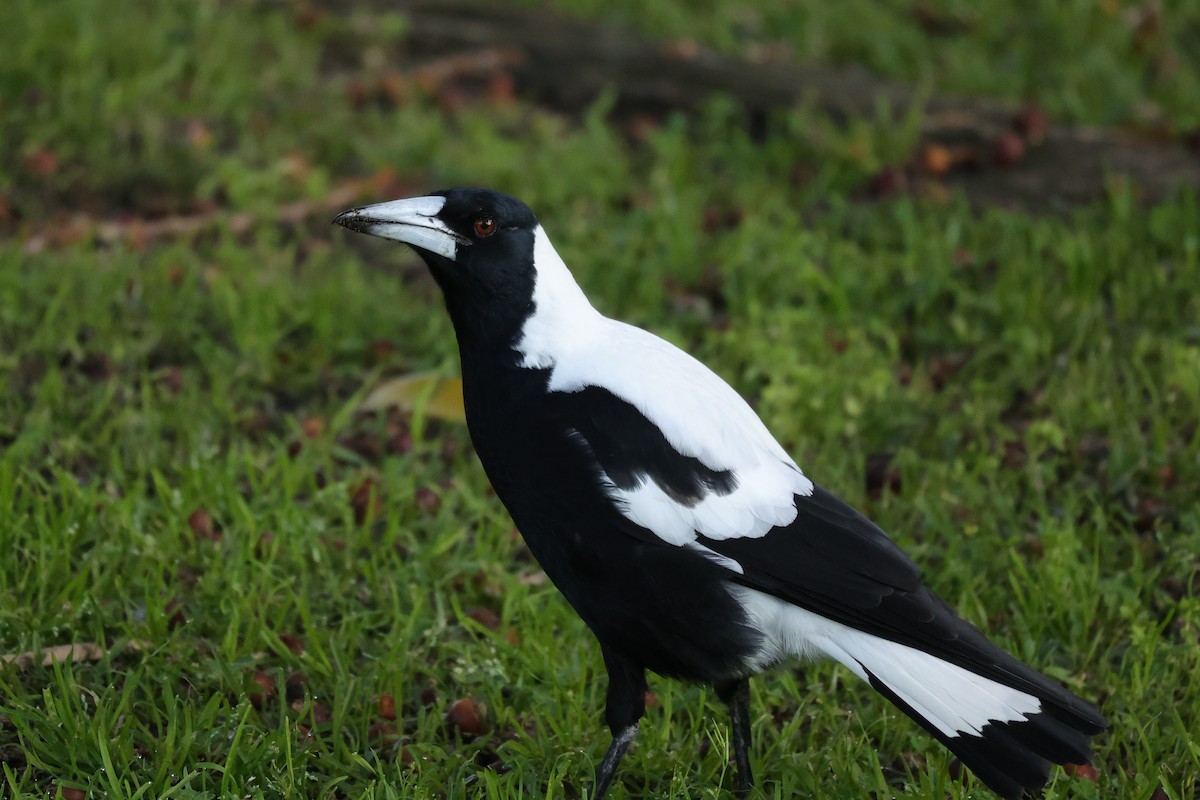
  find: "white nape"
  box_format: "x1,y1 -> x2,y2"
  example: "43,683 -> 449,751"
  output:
515,225 -> 814,546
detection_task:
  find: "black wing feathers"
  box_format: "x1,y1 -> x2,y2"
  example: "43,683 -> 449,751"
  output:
547,386 -> 736,505
545,388 -> 1105,734
702,486 -> 922,609
707,488 -> 1105,731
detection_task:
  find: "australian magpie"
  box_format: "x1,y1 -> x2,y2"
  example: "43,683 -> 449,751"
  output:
333,188 -> 1107,799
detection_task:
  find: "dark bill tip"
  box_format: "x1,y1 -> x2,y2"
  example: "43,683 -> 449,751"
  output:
332,208 -> 370,232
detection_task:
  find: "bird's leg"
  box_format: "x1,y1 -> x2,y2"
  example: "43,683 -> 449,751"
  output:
715,678 -> 754,798
593,646 -> 647,800
594,723 -> 638,800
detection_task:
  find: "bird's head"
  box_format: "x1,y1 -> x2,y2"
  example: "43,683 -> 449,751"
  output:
334,187 -> 588,352
333,187 -> 538,288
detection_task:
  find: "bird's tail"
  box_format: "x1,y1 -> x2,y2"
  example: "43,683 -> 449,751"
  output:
820,626 -> 1107,800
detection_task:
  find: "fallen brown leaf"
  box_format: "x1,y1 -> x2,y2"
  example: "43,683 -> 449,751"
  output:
187,508 -> 216,540
448,697 -> 484,735
301,416 -> 326,440
1,640 -> 148,671
1064,762 -> 1099,781
249,669 -> 276,708
921,143 -> 954,176
466,607 -> 501,631
279,633 -> 306,655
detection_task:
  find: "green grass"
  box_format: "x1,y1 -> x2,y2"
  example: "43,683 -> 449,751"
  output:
2,1 -> 1199,798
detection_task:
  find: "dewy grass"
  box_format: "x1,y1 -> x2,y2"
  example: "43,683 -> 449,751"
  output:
1,1 -> 1198,799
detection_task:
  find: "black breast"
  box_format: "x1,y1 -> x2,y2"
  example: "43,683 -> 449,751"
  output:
458,355 -> 762,682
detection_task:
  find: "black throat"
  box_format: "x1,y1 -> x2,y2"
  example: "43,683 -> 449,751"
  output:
418,232 -> 538,357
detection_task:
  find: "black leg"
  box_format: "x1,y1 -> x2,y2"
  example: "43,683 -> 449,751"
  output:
716,678 -> 754,799
594,646 -> 647,800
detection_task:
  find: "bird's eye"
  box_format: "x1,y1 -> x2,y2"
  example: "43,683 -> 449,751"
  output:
473,217 -> 497,238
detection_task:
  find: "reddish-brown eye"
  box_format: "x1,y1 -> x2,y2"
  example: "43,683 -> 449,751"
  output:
474,217 -> 497,237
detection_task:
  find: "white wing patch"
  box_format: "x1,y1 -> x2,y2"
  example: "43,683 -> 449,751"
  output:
516,226 -> 813,549
612,464 -> 804,542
